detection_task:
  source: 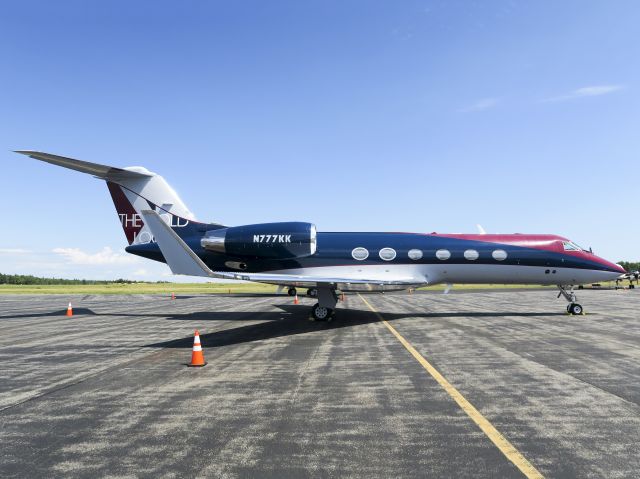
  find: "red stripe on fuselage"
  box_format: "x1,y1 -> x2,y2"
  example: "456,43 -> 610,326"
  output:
429,233 -> 566,253
428,233 -> 624,274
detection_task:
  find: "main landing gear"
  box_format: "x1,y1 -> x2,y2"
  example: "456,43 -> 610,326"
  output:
310,288 -> 338,322
311,303 -> 332,321
287,287 -> 297,297
557,285 -> 584,315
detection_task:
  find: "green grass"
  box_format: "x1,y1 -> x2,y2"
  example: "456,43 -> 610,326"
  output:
0,282 -> 576,295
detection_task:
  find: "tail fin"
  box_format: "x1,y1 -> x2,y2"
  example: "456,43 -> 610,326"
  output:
16,151 -> 216,245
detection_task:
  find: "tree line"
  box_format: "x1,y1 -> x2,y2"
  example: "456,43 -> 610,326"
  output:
617,261 -> 640,273
0,273 -> 144,285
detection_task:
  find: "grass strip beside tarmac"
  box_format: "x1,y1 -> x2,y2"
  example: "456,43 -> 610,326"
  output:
0,282 -> 569,295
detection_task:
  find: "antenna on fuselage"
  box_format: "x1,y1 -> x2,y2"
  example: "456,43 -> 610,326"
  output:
476,224 -> 487,235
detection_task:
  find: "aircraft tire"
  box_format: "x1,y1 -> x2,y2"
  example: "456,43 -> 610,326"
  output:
311,303 -> 332,321
288,287 -> 297,296
307,288 -> 318,298
568,303 -> 583,315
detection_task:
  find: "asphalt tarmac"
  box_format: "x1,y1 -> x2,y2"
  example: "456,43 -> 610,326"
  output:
0,289 -> 639,478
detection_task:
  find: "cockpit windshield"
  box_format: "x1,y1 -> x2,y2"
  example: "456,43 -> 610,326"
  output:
562,241 -> 586,252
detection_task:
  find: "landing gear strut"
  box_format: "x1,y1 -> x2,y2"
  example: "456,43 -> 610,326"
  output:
557,285 -> 584,315
310,287 -> 338,321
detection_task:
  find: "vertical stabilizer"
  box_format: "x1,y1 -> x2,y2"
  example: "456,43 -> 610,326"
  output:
15,151 -> 219,246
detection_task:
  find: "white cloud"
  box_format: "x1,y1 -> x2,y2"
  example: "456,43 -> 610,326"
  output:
0,246 -> 180,281
543,84 -> 624,103
459,97 -> 500,113
52,246 -> 139,265
1,246 -> 216,282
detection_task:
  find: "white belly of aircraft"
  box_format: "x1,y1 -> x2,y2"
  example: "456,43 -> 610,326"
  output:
265,264 -> 620,287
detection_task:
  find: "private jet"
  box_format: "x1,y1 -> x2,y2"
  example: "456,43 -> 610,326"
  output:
16,151 -> 625,320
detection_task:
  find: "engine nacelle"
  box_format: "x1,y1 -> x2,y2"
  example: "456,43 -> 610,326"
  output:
201,222 -> 317,259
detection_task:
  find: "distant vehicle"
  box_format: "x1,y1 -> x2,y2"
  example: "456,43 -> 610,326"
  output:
16,151 -> 625,319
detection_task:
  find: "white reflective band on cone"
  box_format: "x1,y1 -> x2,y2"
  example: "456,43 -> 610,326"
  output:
193,345 -> 202,351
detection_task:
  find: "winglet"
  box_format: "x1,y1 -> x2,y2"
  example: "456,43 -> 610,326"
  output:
139,210 -> 212,277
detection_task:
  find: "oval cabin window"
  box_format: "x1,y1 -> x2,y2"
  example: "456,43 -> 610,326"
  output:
492,249 -> 507,261
464,249 -> 479,261
379,247 -> 397,261
352,247 -> 369,261
408,249 -> 423,260
435,249 -> 451,260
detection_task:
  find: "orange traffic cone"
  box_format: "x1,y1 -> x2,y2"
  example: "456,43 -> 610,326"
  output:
66,302 -> 73,317
188,330 -> 207,367
294,293 -> 299,305
171,292 -> 175,300
340,292 -> 345,302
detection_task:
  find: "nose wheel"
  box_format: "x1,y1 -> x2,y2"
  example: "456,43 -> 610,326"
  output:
558,285 -> 585,315
567,303 -> 583,315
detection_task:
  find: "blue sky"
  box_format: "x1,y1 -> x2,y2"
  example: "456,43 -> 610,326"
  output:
1,1 -> 639,280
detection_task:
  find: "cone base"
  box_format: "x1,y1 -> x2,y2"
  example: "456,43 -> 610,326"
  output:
187,362 -> 207,367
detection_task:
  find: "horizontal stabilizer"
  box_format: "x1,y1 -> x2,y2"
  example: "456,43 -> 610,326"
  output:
139,210 -> 212,277
15,151 -> 152,180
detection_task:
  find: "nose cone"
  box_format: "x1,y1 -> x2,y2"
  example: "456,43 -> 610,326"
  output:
595,256 -> 626,275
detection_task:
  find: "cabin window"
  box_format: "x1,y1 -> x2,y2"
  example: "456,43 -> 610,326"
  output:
408,249 -> 423,260
492,249 -> 507,261
379,247 -> 397,261
563,241 -> 583,251
464,249 -> 479,261
435,249 -> 451,260
352,247 -> 369,261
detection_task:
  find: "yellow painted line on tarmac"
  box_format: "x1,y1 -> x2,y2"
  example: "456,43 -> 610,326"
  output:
358,294 -> 544,479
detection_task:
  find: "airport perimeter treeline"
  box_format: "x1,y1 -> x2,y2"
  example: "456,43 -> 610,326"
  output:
0,273 -> 169,285
618,261 -> 640,273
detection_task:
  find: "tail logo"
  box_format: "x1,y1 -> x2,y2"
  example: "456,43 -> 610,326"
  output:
108,181 -> 189,245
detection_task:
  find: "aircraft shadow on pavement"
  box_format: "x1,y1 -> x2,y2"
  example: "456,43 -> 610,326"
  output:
0,308 -> 97,320
145,306 -> 567,350
145,307 -> 379,349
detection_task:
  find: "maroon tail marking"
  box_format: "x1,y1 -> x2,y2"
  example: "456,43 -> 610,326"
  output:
107,181 -> 142,245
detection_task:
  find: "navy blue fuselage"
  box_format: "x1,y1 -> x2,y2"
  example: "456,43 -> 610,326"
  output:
125,228 -> 620,275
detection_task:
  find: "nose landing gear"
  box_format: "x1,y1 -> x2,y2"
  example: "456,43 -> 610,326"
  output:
558,285 -> 585,315
567,303 -> 583,315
